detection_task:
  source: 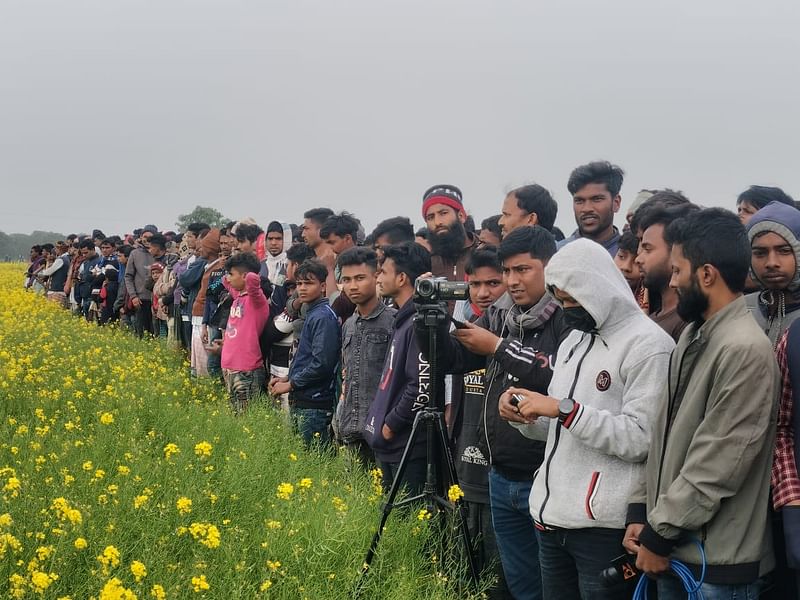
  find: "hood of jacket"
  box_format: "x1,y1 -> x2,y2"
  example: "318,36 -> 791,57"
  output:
545,238 -> 642,333
747,201 -> 800,292
267,221 -> 293,256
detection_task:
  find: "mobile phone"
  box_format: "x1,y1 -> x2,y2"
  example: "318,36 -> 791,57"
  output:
450,315 -> 469,329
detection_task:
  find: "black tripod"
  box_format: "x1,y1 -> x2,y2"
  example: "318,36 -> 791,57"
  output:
361,302 -> 479,586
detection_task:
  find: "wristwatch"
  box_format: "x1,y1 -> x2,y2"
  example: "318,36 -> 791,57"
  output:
558,398 -> 576,424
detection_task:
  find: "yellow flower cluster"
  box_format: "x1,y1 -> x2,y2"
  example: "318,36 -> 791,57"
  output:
3,474 -> 21,499
176,496 -> 193,515
52,497 -> 83,524
276,482 -> 294,500
97,545 -> 121,575
163,443 -> 180,460
130,560 -> 147,582
194,441 -> 213,457
99,577 -> 137,600
331,496 -> 348,513
188,522 -> 221,548
266,559 -> 281,571
191,574 -> 210,592
447,484 -> 464,504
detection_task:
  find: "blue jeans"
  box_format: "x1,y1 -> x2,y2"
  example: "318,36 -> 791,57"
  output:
537,527 -> 629,600
657,576 -> 765,600
488,468 -> 542,600
290,407 -> 333,449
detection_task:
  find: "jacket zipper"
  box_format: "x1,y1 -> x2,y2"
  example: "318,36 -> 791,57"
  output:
483,311 -> 510,468
483,365 -> 499,466
655,338 -> 699,495
538,334 -> 595,525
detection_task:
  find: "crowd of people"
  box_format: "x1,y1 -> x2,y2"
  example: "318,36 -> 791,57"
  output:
20,160 -> 800,599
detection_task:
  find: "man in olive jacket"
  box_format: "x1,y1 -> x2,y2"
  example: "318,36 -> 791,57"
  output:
624,208 -> 779,598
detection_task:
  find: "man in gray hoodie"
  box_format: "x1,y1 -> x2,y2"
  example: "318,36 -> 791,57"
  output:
500,238 -> 674,599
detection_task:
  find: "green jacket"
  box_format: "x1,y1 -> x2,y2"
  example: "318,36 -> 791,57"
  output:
627,296 -> 779,585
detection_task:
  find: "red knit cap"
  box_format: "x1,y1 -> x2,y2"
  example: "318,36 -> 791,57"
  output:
422,184 -> 464,218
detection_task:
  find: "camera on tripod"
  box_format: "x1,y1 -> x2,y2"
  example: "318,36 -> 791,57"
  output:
414,277 -> 470,304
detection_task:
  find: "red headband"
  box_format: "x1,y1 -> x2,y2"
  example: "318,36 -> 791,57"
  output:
422,195 -> 464,218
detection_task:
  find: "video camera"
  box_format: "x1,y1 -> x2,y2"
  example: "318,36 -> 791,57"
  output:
413,277 -> 470,304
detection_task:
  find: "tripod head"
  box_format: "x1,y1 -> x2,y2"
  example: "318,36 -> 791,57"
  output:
412,301 -> 449,328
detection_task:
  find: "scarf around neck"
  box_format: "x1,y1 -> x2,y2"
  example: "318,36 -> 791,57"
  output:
503,292 -> 559,337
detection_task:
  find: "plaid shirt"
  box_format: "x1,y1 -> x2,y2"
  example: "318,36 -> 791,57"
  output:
772,330 -> 800,508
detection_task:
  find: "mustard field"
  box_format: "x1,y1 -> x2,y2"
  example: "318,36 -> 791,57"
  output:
0,264 -> 481,599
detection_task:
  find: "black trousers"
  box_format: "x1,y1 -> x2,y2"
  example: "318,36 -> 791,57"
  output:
134,300 -> 153,338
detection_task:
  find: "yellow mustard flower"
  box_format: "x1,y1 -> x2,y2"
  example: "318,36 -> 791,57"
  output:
276,482 -> 294,500
447,484 -> 465,504
131,560 -> 147,582
193,441 -> 212,457
176,497 -> 192,515
191,574 -> 210,592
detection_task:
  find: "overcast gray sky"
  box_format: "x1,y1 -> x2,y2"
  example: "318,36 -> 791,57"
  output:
1,0 -> 798,236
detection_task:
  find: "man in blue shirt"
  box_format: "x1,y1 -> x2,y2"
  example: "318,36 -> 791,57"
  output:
558,161 -> 624,257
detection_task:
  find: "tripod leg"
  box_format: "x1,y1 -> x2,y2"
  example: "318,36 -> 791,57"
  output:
362,410 -> 424,573
434,412 -> 480,585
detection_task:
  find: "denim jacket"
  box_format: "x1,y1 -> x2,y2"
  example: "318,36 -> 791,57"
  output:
338,301 -> 397,443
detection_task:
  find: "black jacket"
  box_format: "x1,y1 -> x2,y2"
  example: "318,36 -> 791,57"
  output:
364,300 -> 445,463
418,295 -> 571,481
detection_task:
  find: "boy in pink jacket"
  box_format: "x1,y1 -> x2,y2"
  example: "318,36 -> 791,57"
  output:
221,252 -> 270,414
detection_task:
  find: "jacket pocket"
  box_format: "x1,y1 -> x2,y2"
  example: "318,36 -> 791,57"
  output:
365,331 -> 390,362
585,471 -> 602,521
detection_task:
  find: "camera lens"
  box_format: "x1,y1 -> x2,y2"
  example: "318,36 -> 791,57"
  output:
417,279 -> 434,297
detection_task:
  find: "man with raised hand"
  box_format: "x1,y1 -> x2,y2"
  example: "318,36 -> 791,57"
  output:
419,226 -> 571,600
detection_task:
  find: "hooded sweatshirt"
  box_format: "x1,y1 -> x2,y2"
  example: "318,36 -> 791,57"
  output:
261,222 -> 292,287
512,238 -> 674,530
746,201 -> 800,347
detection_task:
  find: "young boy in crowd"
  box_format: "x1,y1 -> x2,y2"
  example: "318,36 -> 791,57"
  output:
221,252 -> 270,414
364,241 -> 437,494
336,246 -> 397,465
260,243 -> 316,413
613,229 -> 642,292
269,259 -> 341,448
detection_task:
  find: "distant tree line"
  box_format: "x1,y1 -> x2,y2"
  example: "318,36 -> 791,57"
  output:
0,230 -> 66,261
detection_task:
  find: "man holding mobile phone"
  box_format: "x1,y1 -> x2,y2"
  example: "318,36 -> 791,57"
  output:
417,226 -> 571,600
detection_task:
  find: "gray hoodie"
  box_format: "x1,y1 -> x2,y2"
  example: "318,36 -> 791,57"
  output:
512,238 -> 674,530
